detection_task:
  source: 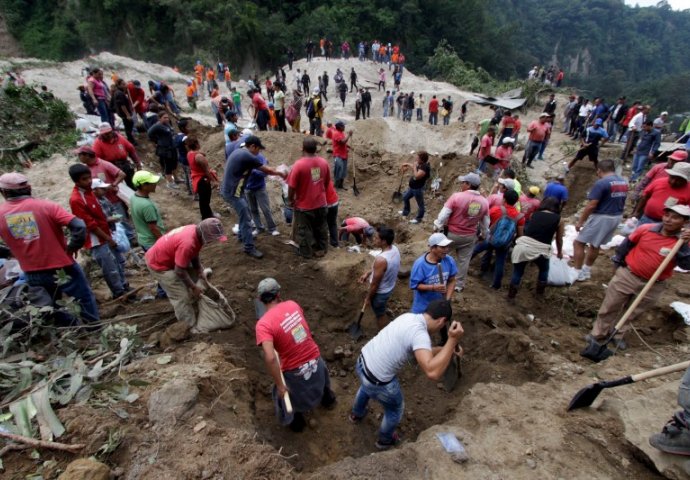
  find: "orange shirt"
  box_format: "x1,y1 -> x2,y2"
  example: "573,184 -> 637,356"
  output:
391,53 -> 399,64
186,85 -> 195,97
224,70 -> 231,81
206,70 -> 216,81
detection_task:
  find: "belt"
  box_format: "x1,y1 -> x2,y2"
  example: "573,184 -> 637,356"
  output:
358,355 -> 393,386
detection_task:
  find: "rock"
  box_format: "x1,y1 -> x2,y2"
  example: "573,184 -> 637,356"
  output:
193,420 -> 207,432
147,331 -> 162,345
166,321 -> 191,341
58,458 -> 110,480
148,378 -> 199,425
526,459 -> 537,469
309,418 -> 318,428
451,451 -> 469,464
343,348 -> 353,358
338,370 -> 347,377
333,346 -> 345,359
550,339 -> 560,348
504,317 -> 517,328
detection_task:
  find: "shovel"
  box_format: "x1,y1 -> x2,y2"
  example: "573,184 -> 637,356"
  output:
436,263 -> 459,392
391,173 -> 404,203
580,237 -> 685,363
567,360 -> 690,411
352,153 -> 360,196
347,299 -> 367,340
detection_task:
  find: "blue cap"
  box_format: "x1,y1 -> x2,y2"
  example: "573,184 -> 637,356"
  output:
595,118 -> 603,126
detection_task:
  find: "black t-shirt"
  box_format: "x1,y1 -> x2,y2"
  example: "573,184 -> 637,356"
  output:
524,211 -> 560,245
409,162 -> 430,189
222,148 -> 263,198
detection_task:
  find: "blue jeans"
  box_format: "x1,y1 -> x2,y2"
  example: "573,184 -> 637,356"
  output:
402,188 -> 425,220
334,157 -> 348,184
246,188 -> 277,232
227,195 -> 255,252
443,114 -> 450,125
429,112 -> 438,125
371,290 -> 393,317
96,99 -> 110,125
510,256 -> 549,287
352,358 -> 404,443
91,243 -> 127,297
25,264 -> 99,324
164,92 -> 181,114
631,153 -> 649,181
473,240 -> 509,289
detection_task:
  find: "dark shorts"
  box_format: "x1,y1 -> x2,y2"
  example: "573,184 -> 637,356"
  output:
575,144 -> 599,163
158,151 -> 178,175
371,290 -> 393,317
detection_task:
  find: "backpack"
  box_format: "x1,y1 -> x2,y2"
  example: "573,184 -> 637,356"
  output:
489,206 -> 524,248
306,98 -> 317,119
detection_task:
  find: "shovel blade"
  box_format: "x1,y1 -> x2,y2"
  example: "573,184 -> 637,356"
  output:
348,322 -> 363,340
353,184 -> 360,196
580,339 -> 614,363
442,356 -> 459,392
392,191 -> 403,203
567,383 -> 604,411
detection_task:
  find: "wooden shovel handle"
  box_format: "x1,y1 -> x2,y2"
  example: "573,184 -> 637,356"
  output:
274,351 -> 293,414
631,360 -> 690,382
614,237 -> 685,331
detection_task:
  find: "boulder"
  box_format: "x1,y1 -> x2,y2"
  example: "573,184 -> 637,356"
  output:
148,378 -> 199,425
58,458 -> 110,480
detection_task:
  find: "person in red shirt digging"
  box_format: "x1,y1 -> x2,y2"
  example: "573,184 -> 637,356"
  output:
68,164 -> 130,301
255,277 -> 336,432
585,204 -> 690,351
634,162 -> 690,225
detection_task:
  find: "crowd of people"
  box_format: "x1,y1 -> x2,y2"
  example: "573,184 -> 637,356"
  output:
4,48 -> 690,458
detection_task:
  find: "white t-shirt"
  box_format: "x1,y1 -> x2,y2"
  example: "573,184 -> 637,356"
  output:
361,313 -> 431,382
630,111 -> 645,131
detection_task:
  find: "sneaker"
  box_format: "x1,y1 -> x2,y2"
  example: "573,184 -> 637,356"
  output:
251,229 -> 260,236
397,210 -> 406,216
348,412 -> 363,424
576,269 -> 591,282
245,249 -> 264,259
526,164 -> 534,169
166,182 -> 179,190
649,413 -> 690,456
270,230 -> 280,236
375,432 -> 401,450
409,219 -> 420,224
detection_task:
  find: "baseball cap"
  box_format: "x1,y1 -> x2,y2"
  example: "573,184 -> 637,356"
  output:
257,277 -> 281,296
459,172 -> 481,186
198,218 -> 228,244
363,226 -> 376,237
133,80 -> 141,87
665,162 -> 690,181
98,122 -> 113,135
428,232 -> 452,247
556,173 -> 566,180
529,186 -> 540,195
0,172 -> 29,190
539,113 -> 549,118
661,111 -> 669,116
498,178 -> 516,190
669,150 -> 688,162
335,120 -> 345,127
132,170 -> 161,187
502,137 -> 515,145
75,145 -> 95,156
312,88 -> 320,95
595,118 -> 603,126
244,136 -> 265,149
91,178 -> 110,189
425,299 -> 452,321
665,204 -> 690,218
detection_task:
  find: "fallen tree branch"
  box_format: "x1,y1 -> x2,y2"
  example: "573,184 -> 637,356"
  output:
0,443 -> 30,457
100,284 -> 151,307
0,430 -> 85,453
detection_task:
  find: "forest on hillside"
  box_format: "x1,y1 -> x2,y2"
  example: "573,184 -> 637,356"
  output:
2,0 -> 690,110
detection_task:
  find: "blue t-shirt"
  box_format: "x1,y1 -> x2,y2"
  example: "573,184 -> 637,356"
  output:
245,154 -> 268,191
584,126 -> 609,146
588,175 -> 628,215
221,148 -> 262,200
544,182 -> 569,203
409,254 -> 458,313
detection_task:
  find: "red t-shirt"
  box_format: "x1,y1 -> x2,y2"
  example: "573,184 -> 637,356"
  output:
255,300 -> 320,371
252,92 -> 268,111
489,205 -> 526,227
478,134 -> 493,160
494,145 -> 513,170
127,83 -> 147,114
643,178 -> 690,220
513,118 -> 522,134
528,121 -> 548,142
287,156 -> 331,211
187,150 -> 206,193
324,127 -> 334,140
519,195 -> 541,221
145,225 -> 202,272
331,129 -> 348,159
444,190 -> 489,236
502,117 -> 516,129
69,186 -> 111,249
0,197 -> 76,272
645,163 -> 669,185
344,217 -> 369,233
622,107 -> 638,127
326,180 -> 338,206
428,98 -> 439,113
93,134 -> 139,164
626,224 -> 684,281
87,158 -> 123,204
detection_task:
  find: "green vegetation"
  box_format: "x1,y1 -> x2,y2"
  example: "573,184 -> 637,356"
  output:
0,85 -> 78,168
1,0 -> 690,109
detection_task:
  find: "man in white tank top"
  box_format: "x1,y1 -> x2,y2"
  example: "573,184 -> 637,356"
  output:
358,226 -> 401,329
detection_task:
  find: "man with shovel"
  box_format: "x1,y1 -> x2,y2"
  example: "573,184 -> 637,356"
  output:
255,278 -> 336,433
649,365 -> 690,455
584,204 -> 690,352
349,299 -> 463,450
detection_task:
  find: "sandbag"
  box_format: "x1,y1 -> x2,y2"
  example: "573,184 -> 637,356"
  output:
547,257 -> 577,286
192,283 -> 236,334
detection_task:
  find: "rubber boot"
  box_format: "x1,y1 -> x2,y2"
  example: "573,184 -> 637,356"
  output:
507,284 -> 518,304
536,281 -> 547,296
